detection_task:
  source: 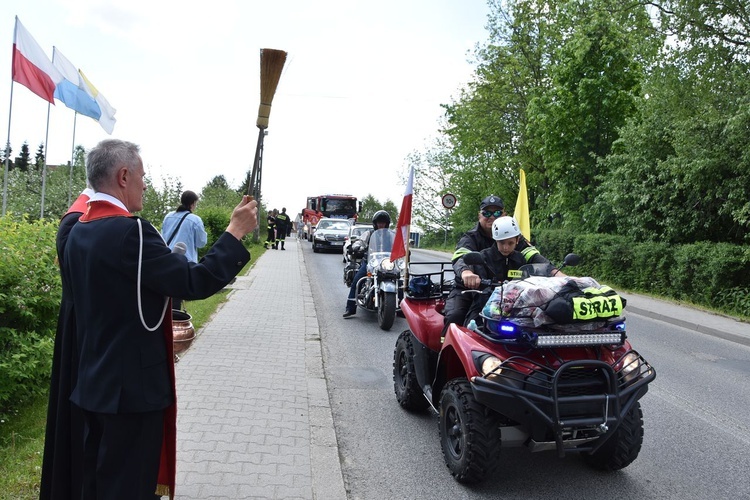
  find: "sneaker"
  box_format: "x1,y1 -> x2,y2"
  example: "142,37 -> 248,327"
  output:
343,310 -> 356,318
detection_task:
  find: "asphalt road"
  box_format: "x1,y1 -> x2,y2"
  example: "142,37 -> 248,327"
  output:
302,242 -> 750,500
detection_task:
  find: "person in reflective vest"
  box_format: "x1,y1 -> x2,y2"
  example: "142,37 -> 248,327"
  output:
274,208 -> 291,250
265,212 -> 277,249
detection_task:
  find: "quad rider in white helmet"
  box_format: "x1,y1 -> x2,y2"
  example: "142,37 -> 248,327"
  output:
462,216 -> 560,326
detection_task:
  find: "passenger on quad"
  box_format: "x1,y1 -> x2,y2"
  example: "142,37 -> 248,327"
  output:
463,216 -> 560,327
343,210 -> 391,318
444,195 -> 545,326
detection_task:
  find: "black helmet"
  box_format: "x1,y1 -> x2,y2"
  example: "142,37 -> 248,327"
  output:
372,210 -> 391,230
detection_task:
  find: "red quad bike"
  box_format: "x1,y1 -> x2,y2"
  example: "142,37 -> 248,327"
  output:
393,253 -> 656,483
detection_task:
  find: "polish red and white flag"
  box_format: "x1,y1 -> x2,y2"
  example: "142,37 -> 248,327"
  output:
390,166 -> 414,262
12,16 -> 63,103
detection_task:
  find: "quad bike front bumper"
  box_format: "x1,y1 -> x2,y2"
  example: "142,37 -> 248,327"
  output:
470,351 -> 656,457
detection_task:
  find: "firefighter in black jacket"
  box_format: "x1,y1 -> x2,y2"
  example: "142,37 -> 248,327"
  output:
265,212 -> 276,249
274,208 -> 291,250
444,195 -> 544,326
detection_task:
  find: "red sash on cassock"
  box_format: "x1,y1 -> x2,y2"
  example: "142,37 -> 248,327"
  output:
80,200 -> 177,499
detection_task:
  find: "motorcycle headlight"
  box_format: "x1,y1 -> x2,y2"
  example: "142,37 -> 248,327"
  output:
381,258 -> 395,271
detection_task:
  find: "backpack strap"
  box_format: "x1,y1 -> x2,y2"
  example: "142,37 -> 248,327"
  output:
165,212 -> 190,246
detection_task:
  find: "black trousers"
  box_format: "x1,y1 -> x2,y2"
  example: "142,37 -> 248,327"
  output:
81,409 -> 164,500
443,288 -> 473,326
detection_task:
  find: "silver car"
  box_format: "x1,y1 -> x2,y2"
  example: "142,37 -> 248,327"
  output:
312,218 -> 352,253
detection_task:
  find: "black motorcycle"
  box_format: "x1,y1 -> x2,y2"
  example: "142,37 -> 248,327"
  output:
343,240 -> 366,287
354,228 -> 404,330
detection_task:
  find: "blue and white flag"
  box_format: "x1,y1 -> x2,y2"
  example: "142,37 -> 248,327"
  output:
52,47 -> 116,134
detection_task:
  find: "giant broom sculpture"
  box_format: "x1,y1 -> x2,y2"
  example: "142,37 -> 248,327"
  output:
247,48 -> 287,201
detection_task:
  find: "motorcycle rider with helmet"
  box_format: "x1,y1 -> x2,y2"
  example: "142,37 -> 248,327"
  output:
463,216 -> 560,327
444,195 -> 544,326
343,210 -> 391,318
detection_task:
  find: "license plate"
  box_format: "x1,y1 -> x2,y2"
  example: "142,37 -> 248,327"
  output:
331,241 -> 344,246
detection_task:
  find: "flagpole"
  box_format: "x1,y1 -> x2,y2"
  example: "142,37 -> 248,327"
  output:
40,47 -> 62,219
403,221 -> 411,287
67,112 -> 77,207
2,81 -> 14,216
40,98 -> 52,218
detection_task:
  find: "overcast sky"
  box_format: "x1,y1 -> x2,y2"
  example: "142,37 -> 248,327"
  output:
2,0 -> 490,213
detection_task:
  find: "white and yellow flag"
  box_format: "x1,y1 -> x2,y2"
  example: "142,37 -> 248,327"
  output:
514,168 -> 531,240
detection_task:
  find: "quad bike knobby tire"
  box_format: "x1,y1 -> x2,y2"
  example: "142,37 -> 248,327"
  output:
393,330 -> 429,411
583,401 -> 644,471
439,379 -> 502,483
378,291 -> 397,330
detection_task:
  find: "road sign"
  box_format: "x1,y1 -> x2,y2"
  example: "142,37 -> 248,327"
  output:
441,193 -> 457,209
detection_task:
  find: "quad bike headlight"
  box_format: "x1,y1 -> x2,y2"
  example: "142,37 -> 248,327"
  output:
617,351 -> 649,384
479,354 -> 503,381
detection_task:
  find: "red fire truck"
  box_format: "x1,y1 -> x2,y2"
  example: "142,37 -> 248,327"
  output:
301,194 -> 361,240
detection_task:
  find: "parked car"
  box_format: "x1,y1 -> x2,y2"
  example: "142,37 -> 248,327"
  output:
342,224 -> 371,263
312,218 -> 351,253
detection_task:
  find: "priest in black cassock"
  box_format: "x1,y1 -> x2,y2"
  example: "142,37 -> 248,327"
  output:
44,139 -> 258,499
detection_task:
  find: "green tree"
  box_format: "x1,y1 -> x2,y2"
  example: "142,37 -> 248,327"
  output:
142,175 -> 182,227
34,143 -> 45,170
407,145 -> 454,235
526,0 -> 656,228
200,175 -> 244,209
358,194 -> 398,226
592,0 -> 750,243
16,142 -> 31,172
441,0 -> 560,231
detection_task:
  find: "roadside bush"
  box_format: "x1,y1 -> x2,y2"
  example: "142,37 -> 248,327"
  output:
195,206 -> 231,258
716,287 -> 750,318
534,228 -> 750,318
0,216 -> 60,415
532,229 -> 576,263
671,243 -> 750,304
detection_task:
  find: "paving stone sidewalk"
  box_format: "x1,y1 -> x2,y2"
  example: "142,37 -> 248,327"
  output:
173,238 -> 346,499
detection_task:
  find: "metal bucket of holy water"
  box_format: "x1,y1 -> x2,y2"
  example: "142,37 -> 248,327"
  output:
172,310 -> 196,360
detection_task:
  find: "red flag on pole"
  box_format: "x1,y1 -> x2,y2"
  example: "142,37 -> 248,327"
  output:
12,17 -> 62,103
390,166 -> 414,262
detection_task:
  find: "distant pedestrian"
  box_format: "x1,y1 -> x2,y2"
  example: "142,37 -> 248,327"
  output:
296,213 -> 304,240
274,207 -> 291,250
162,190 -> 208,309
